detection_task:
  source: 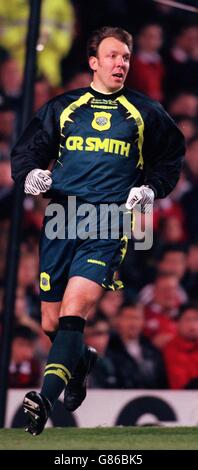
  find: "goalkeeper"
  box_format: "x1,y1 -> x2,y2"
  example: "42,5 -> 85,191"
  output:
11,26 -> 185,436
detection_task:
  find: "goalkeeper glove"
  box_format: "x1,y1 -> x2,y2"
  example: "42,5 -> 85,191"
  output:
24,169 -> 52,195
125,185 -> 155,213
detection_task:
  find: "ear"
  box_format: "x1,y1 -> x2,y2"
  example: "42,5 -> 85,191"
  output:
89,56 -> 98,72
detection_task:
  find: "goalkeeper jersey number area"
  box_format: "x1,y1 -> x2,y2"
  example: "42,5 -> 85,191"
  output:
11,86 -> 185,203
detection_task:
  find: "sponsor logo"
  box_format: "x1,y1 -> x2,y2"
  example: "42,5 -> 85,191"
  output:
65,136 -> 131,157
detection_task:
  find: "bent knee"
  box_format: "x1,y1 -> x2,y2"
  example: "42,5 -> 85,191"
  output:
41,302 -> 60,332
41,316 -> 58,332
60,294 -> 97,318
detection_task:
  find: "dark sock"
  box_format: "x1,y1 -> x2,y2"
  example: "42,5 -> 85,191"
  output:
44,331 -> 57,343
41,316 -> 85,406
44,330 -> 88,374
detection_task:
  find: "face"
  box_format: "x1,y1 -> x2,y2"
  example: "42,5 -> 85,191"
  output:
161,218 -> 184,243
117,307 -> 144,340
138,25 -> 163,52
178,27 -> 198,54
99,290 -> 124,318
186,140 -> 198,176
65,71 -> 92,92
11,338 -> 35,363
0,111 -> 15,138
0,161 -> 13,188
178,309 -> 198,341
187,245 -> 198,271
169,94 -> 198,118
0,59 -> 22,93
18,254 -> 38,287
159,251 -> 186,279
89,37 -> 131,93
34,80 -> 51,112
177,119 -> 196,141
154,276 -> 179,309
85,321 -> 110,355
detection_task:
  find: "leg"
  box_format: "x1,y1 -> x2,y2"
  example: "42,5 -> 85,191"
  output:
59,276 -> 103,318
23,205 -> 76,435
41,277 -> 102,411
23,229 -> 126,434
60,277 -> 102,411
41,276 -> 103,404
23,301 -> 61,435
41,300 -> 61,342
23,276 -> 103,435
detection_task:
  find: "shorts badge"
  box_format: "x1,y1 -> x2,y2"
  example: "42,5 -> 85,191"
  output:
40,272 -> 51,291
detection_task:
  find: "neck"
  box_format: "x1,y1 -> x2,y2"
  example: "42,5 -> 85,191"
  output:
90,82 -> 124,95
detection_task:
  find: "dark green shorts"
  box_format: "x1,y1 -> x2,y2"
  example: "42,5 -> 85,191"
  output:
39,199 -> 128,301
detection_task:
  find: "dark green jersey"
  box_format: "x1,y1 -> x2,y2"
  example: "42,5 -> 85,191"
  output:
11,86 -> 185,203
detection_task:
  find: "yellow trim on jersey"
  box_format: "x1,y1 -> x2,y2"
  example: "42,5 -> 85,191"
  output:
60,92 -> 94,131
116,96 -> 144,169
120,235 -> 128,263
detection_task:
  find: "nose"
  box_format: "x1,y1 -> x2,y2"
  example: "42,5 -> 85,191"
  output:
116,56 -> 125,68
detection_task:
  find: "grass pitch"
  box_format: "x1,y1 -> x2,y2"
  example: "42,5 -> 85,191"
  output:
0,427 -> 198,450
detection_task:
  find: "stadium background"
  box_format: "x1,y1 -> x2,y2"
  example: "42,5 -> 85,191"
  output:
0,0 -> 198,428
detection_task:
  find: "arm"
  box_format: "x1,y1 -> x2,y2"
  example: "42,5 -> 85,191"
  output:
143,102 -> 185,198
125,103 -> 184,213
11,100 -> 59,188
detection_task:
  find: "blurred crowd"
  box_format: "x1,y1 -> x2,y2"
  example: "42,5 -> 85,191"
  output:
0,0 -> 198,391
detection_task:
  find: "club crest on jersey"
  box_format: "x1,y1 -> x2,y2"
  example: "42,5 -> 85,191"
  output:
91,112 -> 112,131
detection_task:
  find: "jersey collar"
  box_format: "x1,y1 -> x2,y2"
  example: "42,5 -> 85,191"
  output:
89,83 -> 124,99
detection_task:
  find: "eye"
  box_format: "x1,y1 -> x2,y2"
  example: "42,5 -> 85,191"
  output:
107,53 -> 116,59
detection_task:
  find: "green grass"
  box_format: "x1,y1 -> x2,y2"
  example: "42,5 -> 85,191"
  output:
0,427 -> 198,450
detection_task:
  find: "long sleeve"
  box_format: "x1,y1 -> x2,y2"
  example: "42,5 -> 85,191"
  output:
11,101 -> 59,187
143,103 -> 185,198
